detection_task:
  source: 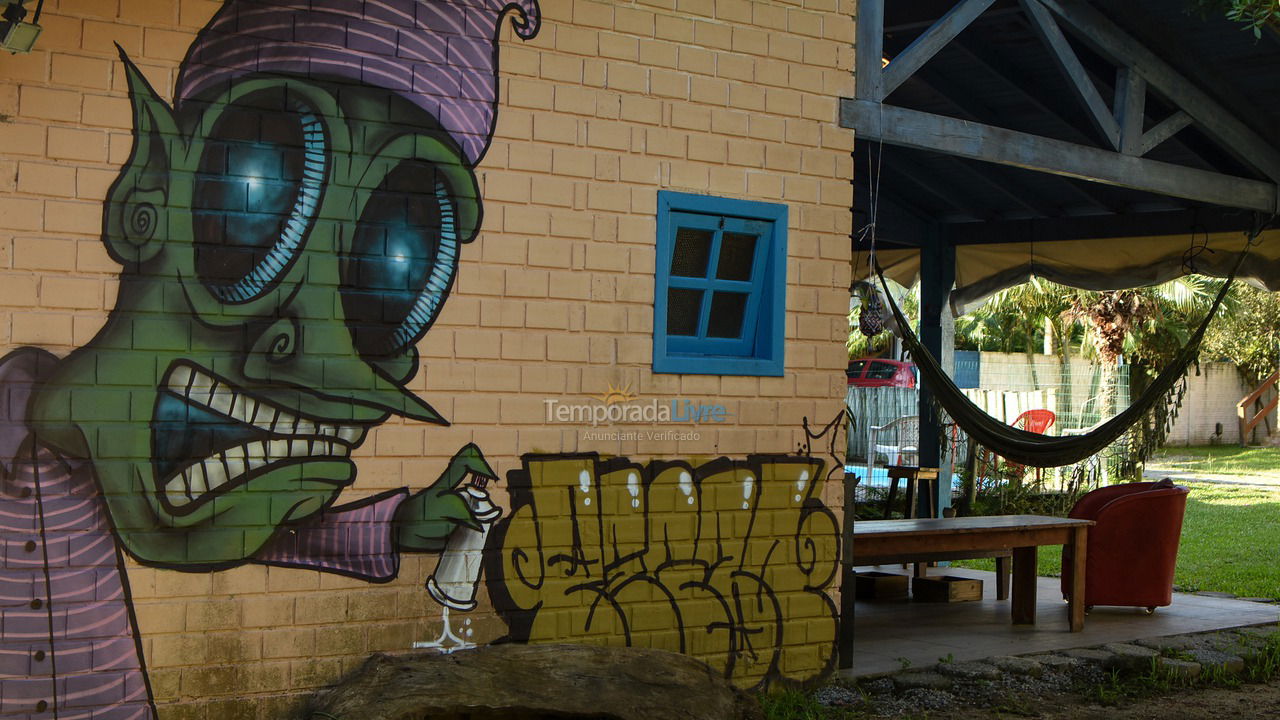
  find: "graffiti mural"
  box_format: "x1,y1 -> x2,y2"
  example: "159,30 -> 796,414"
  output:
487,454 -> 841,688
0,0 -> 540,717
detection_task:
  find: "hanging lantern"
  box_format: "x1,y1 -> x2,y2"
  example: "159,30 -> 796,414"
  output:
859,288 -> 885,337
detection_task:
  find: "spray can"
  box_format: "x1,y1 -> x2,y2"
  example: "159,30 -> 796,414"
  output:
426,474 -> 502,612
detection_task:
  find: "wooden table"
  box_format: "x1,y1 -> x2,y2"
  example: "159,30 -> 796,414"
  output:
849,515 -> 1092,631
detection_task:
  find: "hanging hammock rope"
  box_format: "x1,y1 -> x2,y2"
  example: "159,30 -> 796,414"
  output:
874,240 -> 1252,468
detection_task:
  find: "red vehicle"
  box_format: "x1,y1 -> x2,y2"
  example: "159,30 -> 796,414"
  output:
846,357 -> 918,388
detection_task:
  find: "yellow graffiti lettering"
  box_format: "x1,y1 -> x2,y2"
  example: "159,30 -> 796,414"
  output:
485,454 -> 839,689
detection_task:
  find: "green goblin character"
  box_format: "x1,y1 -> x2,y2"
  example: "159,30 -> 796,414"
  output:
0,1 -> 539,717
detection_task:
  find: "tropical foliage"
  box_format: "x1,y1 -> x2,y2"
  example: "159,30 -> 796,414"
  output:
1190,0 -> 1280,38
847,273 -> 1280,391
954,275 -> 1228,375
1199,283 -> 1280,385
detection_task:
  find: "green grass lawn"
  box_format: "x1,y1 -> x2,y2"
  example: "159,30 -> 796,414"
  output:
1150,444 -> 1280,476
956,481 -> 1280,599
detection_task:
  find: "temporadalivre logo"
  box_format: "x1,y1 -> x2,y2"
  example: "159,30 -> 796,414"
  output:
544,382 -> 731,427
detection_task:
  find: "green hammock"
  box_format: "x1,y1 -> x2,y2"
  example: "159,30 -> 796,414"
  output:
876,264 -> 1236,469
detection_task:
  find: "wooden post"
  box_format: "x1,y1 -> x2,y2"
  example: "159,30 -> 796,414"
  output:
917,225 -> 955,518
855,0 -> 883,101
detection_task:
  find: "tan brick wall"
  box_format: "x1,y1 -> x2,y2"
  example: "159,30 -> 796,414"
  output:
0,0 -> 854,715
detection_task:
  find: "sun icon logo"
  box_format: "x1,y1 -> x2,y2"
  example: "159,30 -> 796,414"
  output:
593,382 -> 638,405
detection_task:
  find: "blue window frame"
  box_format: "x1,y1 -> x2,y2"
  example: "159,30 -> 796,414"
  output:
653,191 -> 786,376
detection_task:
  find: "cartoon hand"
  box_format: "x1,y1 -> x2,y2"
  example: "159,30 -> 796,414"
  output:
395,443 -> 495,552
486,455 -> 840,689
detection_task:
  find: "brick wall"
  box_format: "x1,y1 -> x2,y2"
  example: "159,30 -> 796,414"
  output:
0,0 -> 854,716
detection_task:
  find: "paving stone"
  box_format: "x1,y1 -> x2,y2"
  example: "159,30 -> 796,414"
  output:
1224,643 -> 1262,660
1101,643 -> 1160,673
989,655 -> 1044,677
1237,627 -> 1280,642
1135,635 -> 1198,652
1025,654 -> 1079,669
1061,648 -> 1114,664
1194,591 -> 1238,599
1156,657 -> 1202,681
1224,632 -> 1272,651
1187,648 -> 1246,674
936,661 -> 1002,681
891,671 -> 954,692
1199,633 -> 1262,657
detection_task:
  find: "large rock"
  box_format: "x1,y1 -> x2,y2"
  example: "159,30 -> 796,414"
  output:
305,644 -> 764,720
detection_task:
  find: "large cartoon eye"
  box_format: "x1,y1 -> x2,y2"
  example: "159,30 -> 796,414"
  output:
341,159 -> 459,359
193,90 -> 325,303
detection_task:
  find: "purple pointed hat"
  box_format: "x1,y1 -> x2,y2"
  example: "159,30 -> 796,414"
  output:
175,0 -> 541,166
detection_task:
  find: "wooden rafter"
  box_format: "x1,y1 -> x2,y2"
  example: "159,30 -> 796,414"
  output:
897,67 -> 1065,217
841,98 -> 1279,213
1037,0 -> 1280,182
1019,0 -> 1121,150
1113,67 -> 1146,156
850,0 -> 1280,217
1138,112 -> 1193,156
879,0 -> 997,100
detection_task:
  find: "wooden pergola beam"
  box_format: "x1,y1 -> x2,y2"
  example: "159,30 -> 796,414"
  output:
1113,67 -> 1146,156
879,0 -> 997,100
1138,112 -> 1193,157
1037,0 -> 1280,183
1019,0 -> 1121,150
855,0 -> 884,101
840,98 -> 1279,213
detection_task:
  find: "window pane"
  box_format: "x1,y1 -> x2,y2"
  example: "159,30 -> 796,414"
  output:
671,227 -> 712,277
667,288 -> 704,336
716,232 -> 757,281
706,291 -> 748,339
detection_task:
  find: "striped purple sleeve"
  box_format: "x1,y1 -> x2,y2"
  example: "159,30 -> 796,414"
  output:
253,489 -> 408,582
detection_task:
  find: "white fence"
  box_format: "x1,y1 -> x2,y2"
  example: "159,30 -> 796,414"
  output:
845,386 -> 1060,463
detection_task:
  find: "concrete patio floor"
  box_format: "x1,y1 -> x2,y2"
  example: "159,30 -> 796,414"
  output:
838,566 -> 1280,678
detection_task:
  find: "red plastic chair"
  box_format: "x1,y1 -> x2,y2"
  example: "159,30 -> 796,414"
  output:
1060,480 -> 1190,611
976,409 -> 1056,483
1015,409 -> 1056,434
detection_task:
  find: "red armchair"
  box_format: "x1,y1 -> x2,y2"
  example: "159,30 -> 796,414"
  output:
1061,480 -> 1190,611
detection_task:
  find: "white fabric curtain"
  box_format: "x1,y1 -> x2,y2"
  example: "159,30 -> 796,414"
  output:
853,228 -> 1280,313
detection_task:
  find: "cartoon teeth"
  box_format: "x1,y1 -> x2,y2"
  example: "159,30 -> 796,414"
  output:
161,363 -> 366,508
